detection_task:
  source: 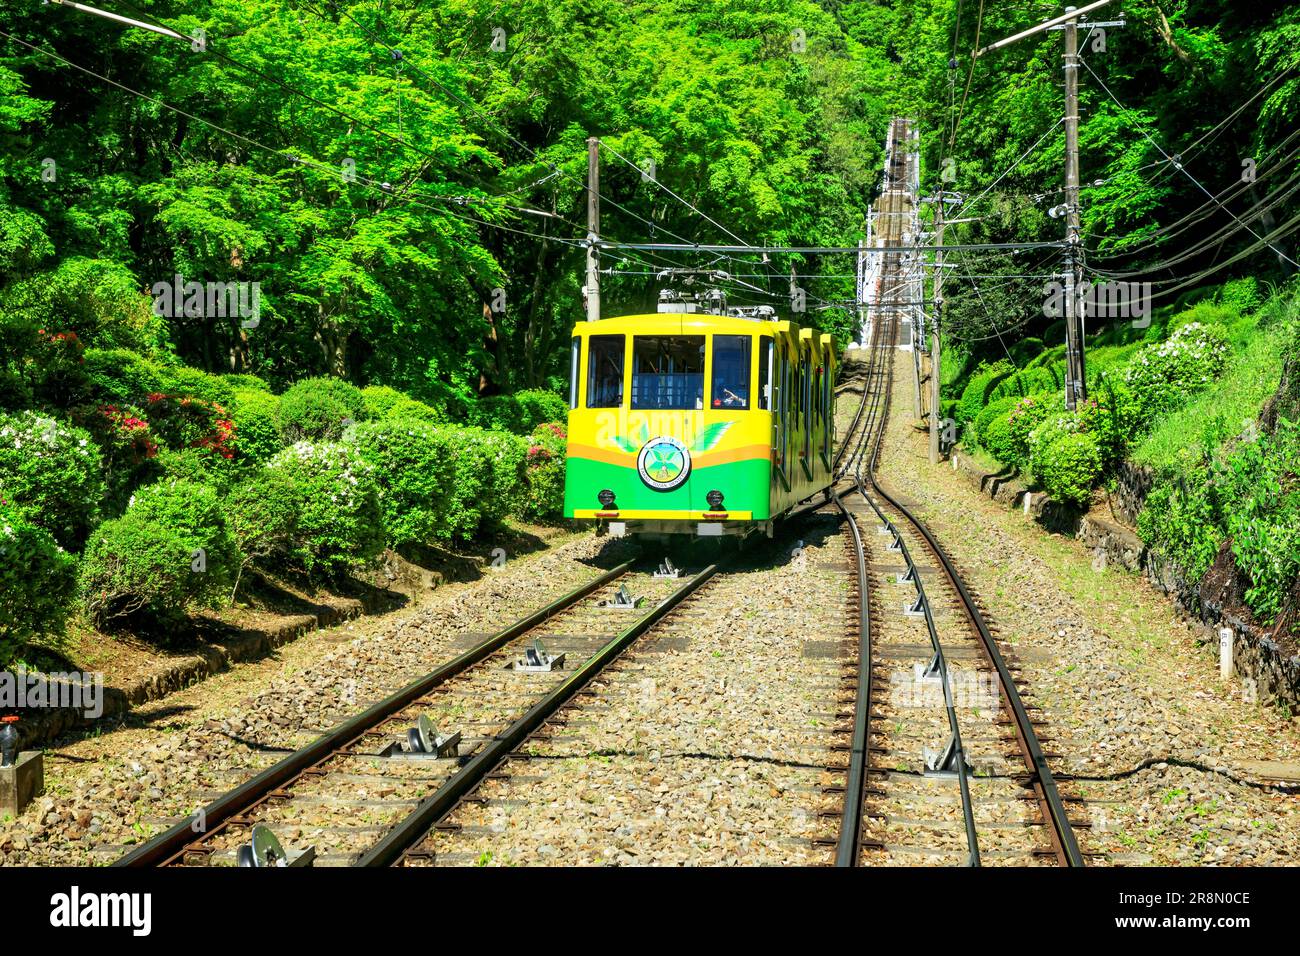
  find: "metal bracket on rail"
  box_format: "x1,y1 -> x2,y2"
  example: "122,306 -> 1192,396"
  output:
914,651 -> 943,682
903,590 -> 927,617
654,557 -> 680,580
924,734 -> 973,778
380,714 -> 461,760
896,563 -> 917,585
513,638 -> 565,672
236,824 -> 316,868
599,584 -> 643,610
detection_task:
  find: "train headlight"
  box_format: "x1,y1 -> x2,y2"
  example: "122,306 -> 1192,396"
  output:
706,489 -> 725,511
597,489 -> 617,509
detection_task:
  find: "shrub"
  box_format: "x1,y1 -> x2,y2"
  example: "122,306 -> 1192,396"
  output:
231,389 -> 283,465
156,364 -> 237,407
437,426 -> 529,539
345,419 -> 456,546
78,348 -> 164,406
224,470 -> 301,594
1006,394 -> 1056,465
383,396 -> 446,425
0,498 -> 77,667
981,411 -> 1019,465
467,389 -> 569,434
957,360 -> 1014,424
1136,461 -> 1224,584
68,402 -> 160,511
80,480 -> 238,627
1035,431 -> 1102,507
154,447 -> 236,495
1123,321 -> 1231,422
265,441 -> 385,574
223,373 -> 271,392
0,411 -> 104,548
360,384 -> 407,419
144,393 -> 237,460
522,422 -> 567,519
278,376 -> 367,442
973,395 -> 1020,451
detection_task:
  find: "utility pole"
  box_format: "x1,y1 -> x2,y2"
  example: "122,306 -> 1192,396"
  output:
930,201 -> 945,464
1062,11 -> 1085,409
975,0 -> 1124,411
585,136 -> 601,322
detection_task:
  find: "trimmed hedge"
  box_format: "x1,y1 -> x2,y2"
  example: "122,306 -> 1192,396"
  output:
265,441 -> 385,574
80,479 -> 239,627
1034,431 -> 1102,507
0,410 -> 105,548
278,377 -> 367,442
231,389 -> 283,465
346,418 -> 456,546
956,361 -> 1014,425
0,499 -> 77,667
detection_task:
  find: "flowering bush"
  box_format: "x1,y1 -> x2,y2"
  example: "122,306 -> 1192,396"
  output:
0,497 -> 77,667
1123,321 -> 1231,422
223,469 -> 301,594
266,441 -> 385,574
0,410 -> 104,548
68,402 -> 160,510
345,419 -> 456,546
145,392 -> 237,460
522,422 -> 567,519
1006,394 -> 1056,465
29,327 -> 88,406
80,479 -> 238,629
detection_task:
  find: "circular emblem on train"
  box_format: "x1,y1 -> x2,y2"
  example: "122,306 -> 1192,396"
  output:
636,436 -> 691,491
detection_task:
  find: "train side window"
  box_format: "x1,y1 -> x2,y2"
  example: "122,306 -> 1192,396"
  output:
587,334 -> 625,408
758,336 -> 773,410
711,335 -> 751,409
569,337 -> 581,409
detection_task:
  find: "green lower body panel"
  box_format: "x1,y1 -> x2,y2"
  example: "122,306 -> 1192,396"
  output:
564,455 -> 772,519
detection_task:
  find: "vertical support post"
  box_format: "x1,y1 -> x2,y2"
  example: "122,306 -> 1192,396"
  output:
930,201 -> 945,464
1062,8 -> 1085,409
585,136 -> 601,322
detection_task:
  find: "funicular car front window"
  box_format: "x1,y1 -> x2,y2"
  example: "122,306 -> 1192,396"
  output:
711,335 -> 751,409
631,336 -> 705,409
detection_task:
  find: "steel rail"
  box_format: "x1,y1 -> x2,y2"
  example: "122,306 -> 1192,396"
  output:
115,561 -> 635,867
857,302 -> 1084,866
359,563 -> 718,867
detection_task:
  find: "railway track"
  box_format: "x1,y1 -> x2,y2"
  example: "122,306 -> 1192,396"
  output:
115,560 -> 716,867
829,118 -> 1086,867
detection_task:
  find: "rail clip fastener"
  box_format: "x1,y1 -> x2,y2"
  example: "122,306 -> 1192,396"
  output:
236,824 -> 316,868
653,557 -> 681,579
599,584 -> 643,610
381,714 -> 461,760
513,638 -> 566,672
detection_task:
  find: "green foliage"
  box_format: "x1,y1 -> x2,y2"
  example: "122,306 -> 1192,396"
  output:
1136,462 -> 1224,584
156,364 -> 238,408
67,402 -> 160,512
522,422 -> 568,520
1218,277 -> 1262,316
383,396 -> 447,425
278,377 -> 367,442
230,389 -> 284,465
0,410 -> 104,548
1006,394 -> 1056,465
80,479 -> 238,628
77,348 -> 164,406
467,389 -> 569,435
980,410 -> 1018,465
154,446 -> 236,495
345,418 -> 456,547
360,384 -> 407,419
0,499 -> 77,667
957,361 -> 1014,425
223,469 -> 301,584
1123,322 -> 1232,424
435,426 -> 529,539
265,441 -> 385,574
1034,432 -> 1102,508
